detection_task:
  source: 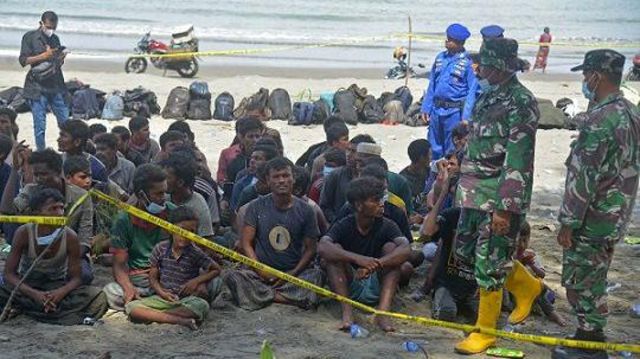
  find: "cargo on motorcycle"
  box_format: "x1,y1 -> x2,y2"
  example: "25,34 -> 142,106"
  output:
125,25 -> 199,78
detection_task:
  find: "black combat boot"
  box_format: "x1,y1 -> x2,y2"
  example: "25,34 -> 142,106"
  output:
551,329 -> 610,359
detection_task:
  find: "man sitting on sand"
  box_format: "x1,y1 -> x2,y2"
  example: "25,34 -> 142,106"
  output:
0,188 -> 108,325
1,148 -> 95,284
57,119 -> 108,184
319,176 -> 411,332
125,206 -> 221,330
152,130 -> 186,164
223,157 -> 323,310
94,133 -> 135,194
111,125 -> 146,167
103,164 -> 171,310
128,116 -> 160,165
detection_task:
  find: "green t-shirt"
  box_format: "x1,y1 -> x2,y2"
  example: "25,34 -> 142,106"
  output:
110,211 -> 169,270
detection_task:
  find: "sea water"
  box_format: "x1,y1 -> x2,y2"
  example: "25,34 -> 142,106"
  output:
0,0 -> 638,72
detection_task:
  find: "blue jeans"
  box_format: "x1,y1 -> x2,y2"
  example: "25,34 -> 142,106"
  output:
427,110 -> 461,161
29,93 -> 69,151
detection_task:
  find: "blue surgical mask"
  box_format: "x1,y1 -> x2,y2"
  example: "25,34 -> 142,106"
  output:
322,166 -> 336,177
478,78 -> 497,93
140,191 -> 166,215
36,227 -> 62,246
146,201 -> 166,215
582,80 -> 596,101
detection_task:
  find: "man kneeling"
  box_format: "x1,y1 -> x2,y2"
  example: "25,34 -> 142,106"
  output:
125,207 -> 221,329
223,157 -> 323,310
318,176 -> 410,332
0,188 -> 107,324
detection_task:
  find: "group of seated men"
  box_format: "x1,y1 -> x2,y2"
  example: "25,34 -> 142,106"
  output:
0,109 -> 556,333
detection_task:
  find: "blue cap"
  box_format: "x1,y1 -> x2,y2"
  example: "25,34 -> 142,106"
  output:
446,23 -> 470,42
480,25 -> 505,39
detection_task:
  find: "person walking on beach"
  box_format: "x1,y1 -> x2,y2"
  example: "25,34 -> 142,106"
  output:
452,38 -> 541,355
420,23 -> 477,161
18,11 -> 69,151
532,27 -> 552,73
553,49 -> 640,359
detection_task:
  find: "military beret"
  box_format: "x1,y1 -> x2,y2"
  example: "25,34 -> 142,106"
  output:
480,25 -> 505,40
0,107 -> 17,122
356,142 -> 382,156
480,38 -> 524,72
571,49 -> 625,75
446,23 -> 471,42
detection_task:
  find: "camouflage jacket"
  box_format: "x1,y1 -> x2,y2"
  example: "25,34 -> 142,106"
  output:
457,76 -> 539,214
558,91 -> 640,242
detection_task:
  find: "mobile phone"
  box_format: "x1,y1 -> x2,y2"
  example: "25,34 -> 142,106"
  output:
486,347 -> 525,358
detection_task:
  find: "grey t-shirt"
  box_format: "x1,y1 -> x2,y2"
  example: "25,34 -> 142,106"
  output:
170,192 -> 214,238
245,194 -> 319,271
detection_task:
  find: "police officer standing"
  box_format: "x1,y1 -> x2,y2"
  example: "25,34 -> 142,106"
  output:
421,23 -> 476,161
453,38 -> 541,355
554,50 -> 640,359
19,11 -> 68,151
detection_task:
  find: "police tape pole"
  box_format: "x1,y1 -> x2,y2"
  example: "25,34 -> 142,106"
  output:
405,15 -> 413,88
89,189 -> 640,353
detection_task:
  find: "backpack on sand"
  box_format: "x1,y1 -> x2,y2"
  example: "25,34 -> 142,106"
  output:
213,92 -> 235,121
101,91 -> 125,120
71,88 -> 102,120
332,89 -> 358,125
290,102 -> 315,126
359,95 -> 384,124
311,99 -> 329,125
394,86 -> 413,113
189,81 -> 211,100
161,87 -> 190,120
234,88 -> 271,120
268,88 -> 292,121
187,98 -> 212,120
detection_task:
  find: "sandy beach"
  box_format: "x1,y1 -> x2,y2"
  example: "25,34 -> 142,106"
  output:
0,63 -> 639,359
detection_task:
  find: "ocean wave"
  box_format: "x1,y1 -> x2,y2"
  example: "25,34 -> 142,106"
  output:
0,10 -> 152,23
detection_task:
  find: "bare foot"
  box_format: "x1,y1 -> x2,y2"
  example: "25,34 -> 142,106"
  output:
549,312 -> 567,327
374,315 -> 395,332
338,320 -> 352,331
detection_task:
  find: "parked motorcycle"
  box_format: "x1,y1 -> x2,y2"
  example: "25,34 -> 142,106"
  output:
625,54 -> 640,82
125,25 -> 199,78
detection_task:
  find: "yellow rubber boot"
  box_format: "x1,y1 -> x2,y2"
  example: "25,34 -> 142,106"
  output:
504,260 -> 543,324
454,289 -> 502,355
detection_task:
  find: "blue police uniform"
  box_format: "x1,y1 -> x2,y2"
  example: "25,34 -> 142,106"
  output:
421,24 -> 476,160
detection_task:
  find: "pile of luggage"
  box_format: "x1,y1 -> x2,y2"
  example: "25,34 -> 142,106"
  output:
160,82 -> 428,127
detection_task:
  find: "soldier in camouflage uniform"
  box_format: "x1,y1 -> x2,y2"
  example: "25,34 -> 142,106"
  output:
553,50 -> 640,359
453,38 -> 543,355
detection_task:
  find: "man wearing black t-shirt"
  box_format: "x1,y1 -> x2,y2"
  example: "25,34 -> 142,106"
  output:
319,176 -> 410,332
412,170 -> 478,322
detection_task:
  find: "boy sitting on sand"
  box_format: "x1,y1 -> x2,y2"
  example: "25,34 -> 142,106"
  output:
125,206 -> 221,329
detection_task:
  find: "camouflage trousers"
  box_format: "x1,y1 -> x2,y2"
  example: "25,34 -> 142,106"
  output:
454,208 -> 525,290
562,236 -> 615,331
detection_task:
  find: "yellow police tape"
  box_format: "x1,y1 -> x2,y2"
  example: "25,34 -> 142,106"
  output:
128,34 -> 395,60
87,189 -> 640,354
123,31 -> 640,61
0,191 -> 90,227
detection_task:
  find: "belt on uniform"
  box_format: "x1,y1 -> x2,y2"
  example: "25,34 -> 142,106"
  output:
434,99 -> 463,109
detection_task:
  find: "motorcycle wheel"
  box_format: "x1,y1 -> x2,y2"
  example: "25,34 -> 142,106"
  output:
177,59 -> 198,78
125,57 -> 148,74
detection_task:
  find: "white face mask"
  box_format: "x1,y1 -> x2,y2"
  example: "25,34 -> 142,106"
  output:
43,28 -> 54,37
36,227 -> 63,246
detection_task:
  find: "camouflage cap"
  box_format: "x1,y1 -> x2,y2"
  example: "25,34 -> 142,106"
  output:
479,38 -> 521,72
570,49 -> 625,74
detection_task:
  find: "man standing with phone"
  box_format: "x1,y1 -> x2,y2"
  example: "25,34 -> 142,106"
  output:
19,11 -> 68,151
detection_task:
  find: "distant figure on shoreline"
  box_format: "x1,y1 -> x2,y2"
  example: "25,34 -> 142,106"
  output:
532,27 -> 552,73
